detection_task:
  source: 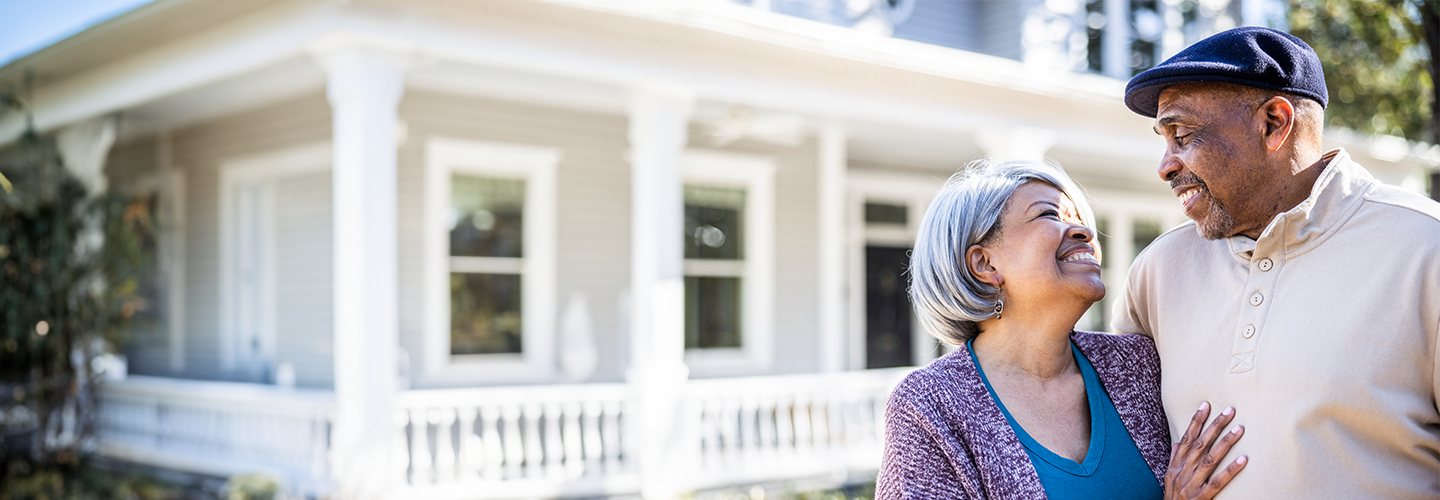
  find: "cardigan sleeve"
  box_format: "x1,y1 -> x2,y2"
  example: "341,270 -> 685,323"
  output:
876,391 -> 971,500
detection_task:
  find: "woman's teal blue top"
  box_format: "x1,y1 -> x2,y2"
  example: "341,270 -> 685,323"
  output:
968,340 -> 1163,500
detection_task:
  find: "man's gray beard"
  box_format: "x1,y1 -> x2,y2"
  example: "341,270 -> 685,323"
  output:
1195,199 -> 1235,240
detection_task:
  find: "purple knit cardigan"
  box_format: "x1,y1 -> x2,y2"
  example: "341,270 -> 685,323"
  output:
876,331 -> 1171,499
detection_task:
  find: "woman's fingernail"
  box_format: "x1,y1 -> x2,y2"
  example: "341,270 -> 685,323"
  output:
1198,401 -> 1209,412
1231,425 -> 1243,434
1237,455 -> 1248,465
1222,406 -> 1234,416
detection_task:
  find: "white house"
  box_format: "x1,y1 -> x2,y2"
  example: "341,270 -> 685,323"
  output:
2,0 -> 1435,498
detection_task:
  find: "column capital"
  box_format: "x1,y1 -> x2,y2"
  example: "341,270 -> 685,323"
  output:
309,33 -> 414,71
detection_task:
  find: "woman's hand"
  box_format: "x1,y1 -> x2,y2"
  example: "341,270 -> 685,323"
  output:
1163,401 -> 1247,500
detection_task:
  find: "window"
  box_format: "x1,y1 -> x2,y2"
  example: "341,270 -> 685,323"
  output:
425,137 -> 558,384
684,185 -> 745,349
681,150 -> 775,376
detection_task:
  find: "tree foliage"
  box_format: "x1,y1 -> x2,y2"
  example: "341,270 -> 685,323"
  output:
0,88 -> 155,474
1287,0 -> 1437,142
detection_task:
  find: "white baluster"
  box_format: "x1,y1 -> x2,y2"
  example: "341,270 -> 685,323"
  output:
740,396 -> 759,459
543,402 -> 565,479
458,407 -> 480,481
582,401 -> 603,475
501,404 -> 525,480
775,394 -> 795,456
482,405 -> 505,482
701,398 -> 721,467
829,396 -> 845,451
600,400 -> 622,474
522,403 -> 544,478
793,394 -> 813,454
562,401 -> 584,478
720,397 -> 741,466
433,408 -> 456,482
394,410 -> 412,482
811,394 -> 830,450
409,408 -> 432,485
758,395 -> 778,458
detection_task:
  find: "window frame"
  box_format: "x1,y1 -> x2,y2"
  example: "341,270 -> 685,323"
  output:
681,149 -> 775,377
423,136 -> 559,385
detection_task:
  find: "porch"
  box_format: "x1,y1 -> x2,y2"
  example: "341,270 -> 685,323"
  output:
98,367 -> 912,498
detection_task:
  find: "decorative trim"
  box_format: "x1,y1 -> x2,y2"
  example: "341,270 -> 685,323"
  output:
423,136 -> 561,386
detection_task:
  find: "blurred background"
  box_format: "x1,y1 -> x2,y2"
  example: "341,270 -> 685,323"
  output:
1,0 -> 1437,498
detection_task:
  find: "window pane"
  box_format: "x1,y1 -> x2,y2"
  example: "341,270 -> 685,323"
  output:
451,175 -> 524,258
864,202 -> 907,225
1133,219 -> 1162,259
450,272 -> 522,355
684,186 -> 745,260
685,276 -> 742,349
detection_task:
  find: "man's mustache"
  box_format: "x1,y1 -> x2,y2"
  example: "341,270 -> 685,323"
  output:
1170,171 -> 1206,191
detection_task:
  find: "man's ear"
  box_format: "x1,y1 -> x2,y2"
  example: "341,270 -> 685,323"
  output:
1258,96 -> 1296,152
966,244 -> 1004,288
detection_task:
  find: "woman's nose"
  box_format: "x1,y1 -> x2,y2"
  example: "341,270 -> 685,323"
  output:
1068,225 -> 1094,242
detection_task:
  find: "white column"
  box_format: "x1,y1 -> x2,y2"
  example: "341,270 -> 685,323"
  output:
626,87 -> 693,500
816,124 -> 847,373
1102,211 -> 1135,329
1104,0 -> 1131,80
316,43 -> 408,498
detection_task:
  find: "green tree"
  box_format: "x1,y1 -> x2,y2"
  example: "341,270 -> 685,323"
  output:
0,79 -> 155,491
1288,0 -> 1435,142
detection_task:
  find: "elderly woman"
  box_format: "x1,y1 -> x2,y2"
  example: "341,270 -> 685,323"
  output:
877,160 -> 1245,499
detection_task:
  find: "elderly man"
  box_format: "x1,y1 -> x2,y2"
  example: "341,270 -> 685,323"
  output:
1115,26 -> 1440,498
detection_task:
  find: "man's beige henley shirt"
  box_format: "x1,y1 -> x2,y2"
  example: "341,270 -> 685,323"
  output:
1114,149 -> 1440,498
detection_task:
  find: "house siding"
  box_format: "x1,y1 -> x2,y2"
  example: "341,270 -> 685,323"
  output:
106,138 -> 171,376
167,93 -> 333,385
398,90 -> 635,385
892,0 -> 980,52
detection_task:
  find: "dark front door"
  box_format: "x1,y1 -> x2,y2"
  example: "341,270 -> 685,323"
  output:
866,245 -> 913,369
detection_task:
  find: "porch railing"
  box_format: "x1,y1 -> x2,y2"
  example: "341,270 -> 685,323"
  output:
392,383 -> 638,500
99,368 -> 914,499
98,375 -> 334,495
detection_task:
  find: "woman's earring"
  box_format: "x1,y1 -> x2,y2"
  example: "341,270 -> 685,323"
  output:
993,298 -> 1004,320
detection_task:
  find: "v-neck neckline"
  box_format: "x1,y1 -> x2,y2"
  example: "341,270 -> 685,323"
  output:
968,339 -> 1107,476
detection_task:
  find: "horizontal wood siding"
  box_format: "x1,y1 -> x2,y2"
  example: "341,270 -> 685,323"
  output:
106,138 -> 170,376
719,136 -> 820,375
273,171 -> 334,388
892,0 -> 980,52
979,0 -> 1026,61
170,93 -> 333,384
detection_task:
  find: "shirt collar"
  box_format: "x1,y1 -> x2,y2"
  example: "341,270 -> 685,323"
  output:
1226,148 -> 1376,263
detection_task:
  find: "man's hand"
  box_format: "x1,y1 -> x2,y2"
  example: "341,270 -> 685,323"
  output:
1164,401 -> 1247,499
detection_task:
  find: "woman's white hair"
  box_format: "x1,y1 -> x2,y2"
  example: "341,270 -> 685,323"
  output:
908,157 -> 1096,345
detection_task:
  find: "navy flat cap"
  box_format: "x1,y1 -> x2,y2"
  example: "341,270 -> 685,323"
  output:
1124,26 -> 1327,118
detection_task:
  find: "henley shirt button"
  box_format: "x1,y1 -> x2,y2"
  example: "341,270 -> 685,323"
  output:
1243,325 -> 1256,338
1249,293 -> 1264,306
1258,258 -> 1274,271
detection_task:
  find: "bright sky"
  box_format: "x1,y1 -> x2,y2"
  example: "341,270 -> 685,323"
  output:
0,0 -> 153,66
